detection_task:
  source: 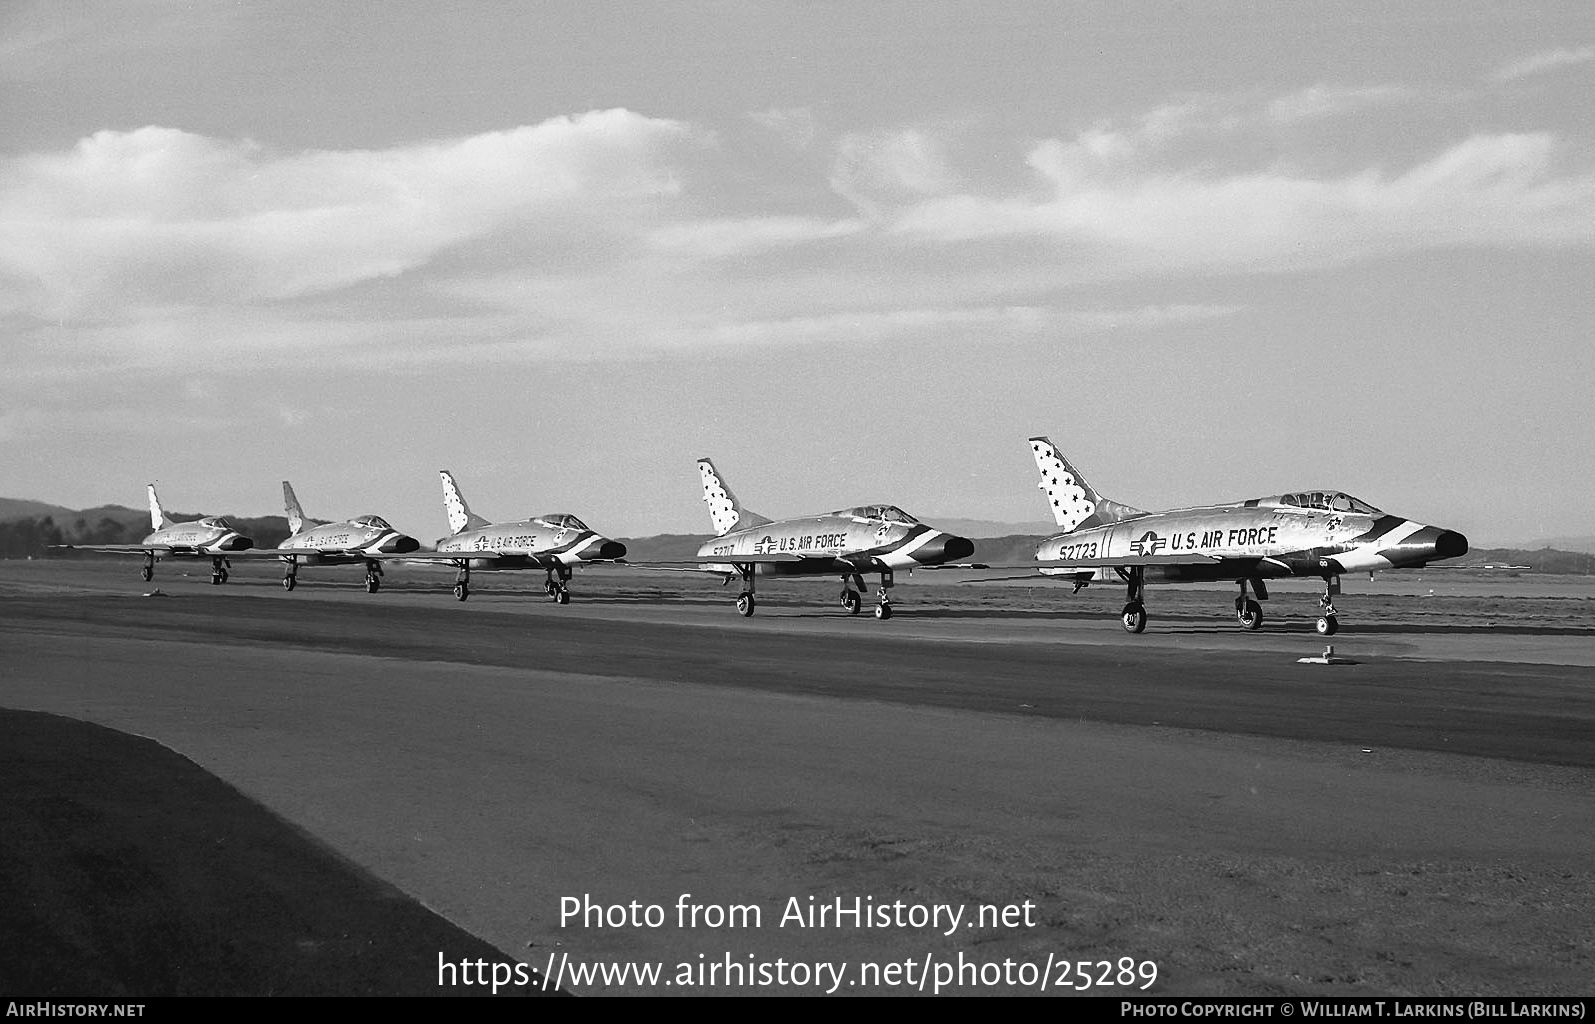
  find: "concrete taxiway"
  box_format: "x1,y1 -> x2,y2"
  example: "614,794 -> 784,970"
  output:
2,560 -> 1592,995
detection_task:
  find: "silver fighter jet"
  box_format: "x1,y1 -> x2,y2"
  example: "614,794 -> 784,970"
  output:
395,471 -> 626,603
681,458 -> 975,619
52,484 -> 254,585
1022,436 -> 1469,635
264,481 -> 421,593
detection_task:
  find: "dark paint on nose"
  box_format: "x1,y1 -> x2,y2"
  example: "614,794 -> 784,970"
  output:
918,534 -> 974,563
596,540 -> 627,560
385,535 -> 422,553
1434,530 -> 1468,560
223,535 -> 254,551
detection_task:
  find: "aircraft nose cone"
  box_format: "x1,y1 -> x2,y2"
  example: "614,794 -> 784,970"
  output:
918,533 -> 974,564
595,539 -> 627,560
383,534 -> 421,554
1434,530 -> 1468,560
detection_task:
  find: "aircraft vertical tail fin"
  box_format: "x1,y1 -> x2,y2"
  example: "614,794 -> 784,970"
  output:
147,484 -> 172,531
697,459 -> 771,537
439,470 -> 492,535
282,481 -> 307,535
1028,436 -> 1145,533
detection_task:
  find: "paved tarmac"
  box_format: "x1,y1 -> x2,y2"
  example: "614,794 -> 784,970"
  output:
2,560 -> 1592,995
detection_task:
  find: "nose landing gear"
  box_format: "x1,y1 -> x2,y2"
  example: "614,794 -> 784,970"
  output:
1315,575 -> 1341,635
1119,565 -> 1147,634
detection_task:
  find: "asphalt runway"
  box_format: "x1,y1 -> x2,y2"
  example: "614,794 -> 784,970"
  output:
2,559 -> 1592,995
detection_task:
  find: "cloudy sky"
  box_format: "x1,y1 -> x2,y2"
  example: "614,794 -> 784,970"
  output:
3,1 -> 1592,544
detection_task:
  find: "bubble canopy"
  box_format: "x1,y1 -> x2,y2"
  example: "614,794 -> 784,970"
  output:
197,516 -> 234,529
534,513 -> 589,530
349,515 -> 392,529
1272,492 -> 1382,515
834,505 -> 920,524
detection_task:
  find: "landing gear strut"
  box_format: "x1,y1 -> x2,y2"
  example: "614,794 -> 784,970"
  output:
1235,577 -> 1267,630
141,552 -> 155,583
1315,575 -> 1341,635
364,559 -> 383,594
839,572 -> 865,615
734,563 -> 756,616
210,556 -> 230,585
453,563 -> 470,601
282,561 -> 298,591
1119,565 -> 1147,634
874,570 -> 894,621
543,566 -> 572,605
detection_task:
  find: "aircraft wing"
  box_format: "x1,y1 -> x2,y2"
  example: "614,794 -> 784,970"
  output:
638,553 -> 806,566
363,550 -> 628,566
49,543 -> 176,554
972,553 -> 1223,572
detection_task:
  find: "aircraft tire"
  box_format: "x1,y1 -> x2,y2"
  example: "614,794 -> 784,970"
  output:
544,580 -> 556,596
736,594 -> 755,617
211,574 -> 223,586
874,602 -> 893,621
366,577 -> 380,594
1315,614 -> 1339,636
556,590 -> 570,605
842,590 -> 862,615
283,576 -> 296,592
141,567 -> 153,582
1237,599 -> 1263,630
454,584 -> 469,602
1121,602 -> 1148,634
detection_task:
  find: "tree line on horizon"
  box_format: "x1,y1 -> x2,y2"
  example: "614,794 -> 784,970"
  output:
0,514 -> 292,559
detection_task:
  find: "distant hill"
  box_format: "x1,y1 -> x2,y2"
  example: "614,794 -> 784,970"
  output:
0,498 -> 78,523
917,517 -> 1063,538
1516,536 -> 1595,555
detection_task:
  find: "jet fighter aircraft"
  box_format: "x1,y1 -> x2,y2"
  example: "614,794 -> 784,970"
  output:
1021,436 -> 1468,635
394,471 -> 626,602
680,458 -> 975,619
51,484 -> 253,584
266,481 -> 420,592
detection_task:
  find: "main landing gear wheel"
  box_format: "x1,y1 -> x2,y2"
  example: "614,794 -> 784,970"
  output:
841,589 -> 862,615
211,569 -> 228,585
141,567 -> 153,582
1237,599 -> 1263,630
556,589 -> 570,605
544,579 -> 557,597
365,575 -> 380,594
1315,614 -> 1339,636
874,601 -> 893,621
736,593 -> 756,617
453,583 -> 469,601
1121,602 -> 1148,634
282,576 -> 296,591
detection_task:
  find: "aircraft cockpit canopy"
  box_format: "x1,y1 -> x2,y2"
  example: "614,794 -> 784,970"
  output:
198,516 -> 233,529
1275,491 -> 1382,515
836,504 -> 920,524
349,515 -> 392,530
534,513 -> 589,531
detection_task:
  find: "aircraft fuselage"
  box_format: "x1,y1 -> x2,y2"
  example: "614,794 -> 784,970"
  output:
699,513 -> 971,576
437,518 -> 625,569
1037,501 -> 1467,581
277,519 -> 420,565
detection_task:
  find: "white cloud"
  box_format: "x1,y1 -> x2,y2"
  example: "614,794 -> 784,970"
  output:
646,216 -> 863,258
748,107 -> 818,150
1489,46 -> 1595,84
1265,84 -> 1415,124
0,110 -> 702,319
829,128 -> 958,218
888,132 -> 1595,273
